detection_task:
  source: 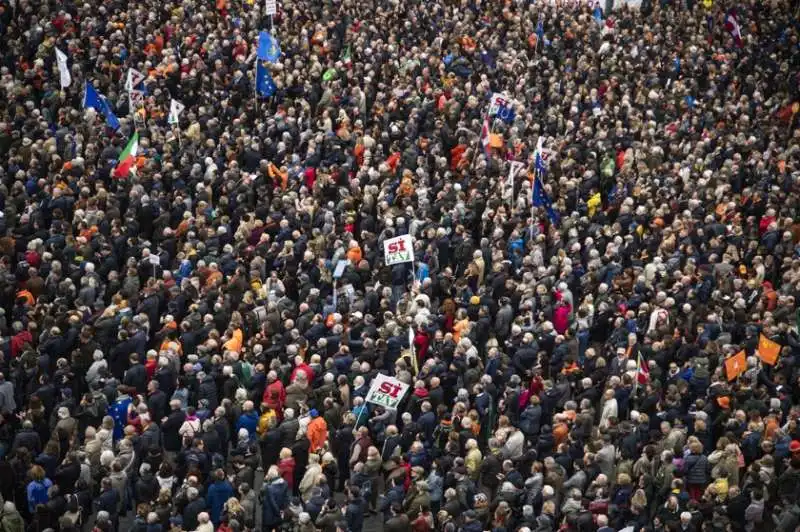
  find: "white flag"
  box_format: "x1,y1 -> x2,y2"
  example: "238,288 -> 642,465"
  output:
125,68 -> 145,91
168,99 -> 185,125
506,161 -> 524,203
55,48 -> 71,88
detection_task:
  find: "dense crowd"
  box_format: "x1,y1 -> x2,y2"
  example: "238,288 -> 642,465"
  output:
0,0 -> 800,531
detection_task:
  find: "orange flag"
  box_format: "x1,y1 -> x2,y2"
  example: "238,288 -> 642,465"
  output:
267,163 -> 288,190
725,350 -> 746,381
757,334 -> 781,365
489,133 -> 504,149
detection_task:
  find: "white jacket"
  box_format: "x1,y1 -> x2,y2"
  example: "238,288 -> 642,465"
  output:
599,398 -> 618,429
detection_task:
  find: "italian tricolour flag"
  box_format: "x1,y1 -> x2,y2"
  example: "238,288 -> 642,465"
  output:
113,132 -> 139,178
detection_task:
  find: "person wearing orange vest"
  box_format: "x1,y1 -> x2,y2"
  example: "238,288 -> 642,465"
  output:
307,409 -> 328,453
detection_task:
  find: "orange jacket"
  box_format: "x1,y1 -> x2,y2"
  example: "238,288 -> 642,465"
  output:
307,417 -> 328,453
16,290 -> 34,305
223,328 -> 243,353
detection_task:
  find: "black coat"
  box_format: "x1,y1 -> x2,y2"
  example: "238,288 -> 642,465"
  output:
182,498 -> 206,531
479,453 -> 503,491
11,428 -> 41,454
161,410 -> 186,452
53,460 -> 81,493
154,367 -> 176,400
147,390 -> 168,422
214,418 -> 231,453
95,488 -> 120,517
140,424 -> 162,453
277,418 -> 299,449
135,472 -> 160,505
124,363 -> 148,395
198,377 -> 218,410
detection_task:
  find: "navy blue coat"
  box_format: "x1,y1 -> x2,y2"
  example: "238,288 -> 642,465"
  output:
345,497 -> 366,532
261,478 -> 288,527
206,480 -> 234,525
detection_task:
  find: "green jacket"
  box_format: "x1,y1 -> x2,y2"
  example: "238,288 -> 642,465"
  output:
0,509 -> 25,532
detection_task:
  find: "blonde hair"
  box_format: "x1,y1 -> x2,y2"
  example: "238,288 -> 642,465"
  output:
29,465 -> 46,481
226,497 -> 242,514
279,447 -> 293,460
631,488 -> 647,509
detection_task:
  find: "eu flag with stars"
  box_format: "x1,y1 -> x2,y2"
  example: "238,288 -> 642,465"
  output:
532,175 -> 560,226
257,31 -> 281,62
100,97 -> 121,130
83,82 -> 120,130
256,61 -> 277,97
84,82 -> 106,115
535,151 -> 547,174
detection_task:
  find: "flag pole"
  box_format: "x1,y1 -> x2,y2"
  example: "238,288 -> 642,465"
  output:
128,96 -> 134,133
530,166 -> 537,240
254,64 -> 258,115
354,405 -> 366,432
471,108 -> 488,170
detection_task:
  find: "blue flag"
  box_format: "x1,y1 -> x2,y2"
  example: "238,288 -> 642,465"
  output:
100,98 -> 121,130
480,50 -> 496,70
256,61 -> 277,97
83,83 -> 120,130
593,6 -> 604,23
536,20 -> 544,42
534,151 -> 547,175
532,175 -> 560,226
83,82 -> 103,112
257,31 -> 281,62
496,104 -> 515,124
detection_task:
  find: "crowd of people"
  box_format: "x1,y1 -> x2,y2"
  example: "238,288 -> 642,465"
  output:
0,0 -> 800,531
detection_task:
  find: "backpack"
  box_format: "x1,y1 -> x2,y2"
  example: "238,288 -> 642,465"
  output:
63,494 -> 82,527
181,418 -> 202,442
359,477 -> 372,499
432,422 -> 453,450
92,390 -> 109,414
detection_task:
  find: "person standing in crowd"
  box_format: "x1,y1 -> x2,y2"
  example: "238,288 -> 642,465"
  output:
0,0 -> 799,531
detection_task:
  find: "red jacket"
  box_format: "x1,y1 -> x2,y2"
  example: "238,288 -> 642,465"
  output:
145,359 -> 157,381
414,331 -> 430,361
554,302 -> 571,334
11,330 -> 32,358
290,363 -> 314,384
263,380 -> 286,410
278,457 -> 296,490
